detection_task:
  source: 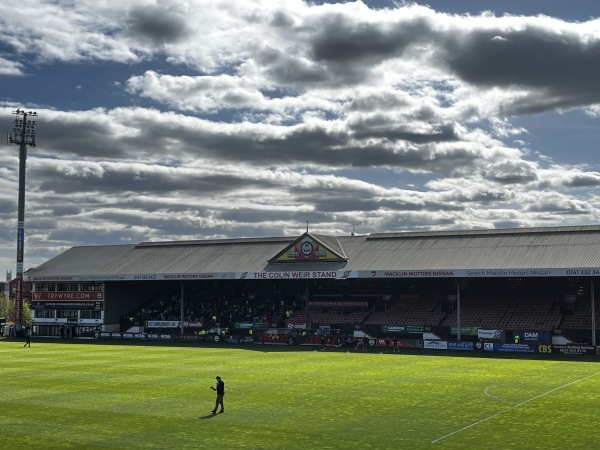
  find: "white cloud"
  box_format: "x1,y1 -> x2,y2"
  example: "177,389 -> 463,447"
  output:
2,1 -> 600,272
0,57 -> 25,76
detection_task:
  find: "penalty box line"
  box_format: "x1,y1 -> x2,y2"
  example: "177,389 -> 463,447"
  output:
432,370 -> 600,444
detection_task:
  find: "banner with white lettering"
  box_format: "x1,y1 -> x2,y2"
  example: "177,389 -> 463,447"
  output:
26,267 -> 600,283
551,344 -> 596,355
424,340 -> 449,350
486,343 -> 537,353
478,329 -> 502,340
32,291 -> 103,301
146,321 -> 181,328
448,341 -> 474,351
513,331 -> 551,342
31,301 -> 102,310
241,271 -> 338,280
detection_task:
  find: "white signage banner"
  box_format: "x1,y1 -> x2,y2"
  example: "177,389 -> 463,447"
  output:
25,267 -> 600,282
424,340 -> 448,350
239,271 -> 338,280
146,321 -> 181,328
478,329 -> 502,339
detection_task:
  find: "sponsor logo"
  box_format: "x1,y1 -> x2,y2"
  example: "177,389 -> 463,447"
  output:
553,344 -> 596,355
33,292 -> 104,301
163,273 -> 215,279
448,341 -> 474,351
492,343 -> 536,353
425,340 -> 448,350
478,329 -> 502,339
133,274 -> 157,280
146,321 -> 181,328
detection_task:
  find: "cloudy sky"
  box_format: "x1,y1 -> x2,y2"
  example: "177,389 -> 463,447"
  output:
2,0 -> 600,275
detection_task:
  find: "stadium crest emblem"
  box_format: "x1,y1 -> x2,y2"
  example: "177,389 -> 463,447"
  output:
269,232 -> 348,263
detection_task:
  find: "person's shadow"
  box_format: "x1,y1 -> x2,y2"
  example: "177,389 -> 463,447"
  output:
199,414 -> 218,419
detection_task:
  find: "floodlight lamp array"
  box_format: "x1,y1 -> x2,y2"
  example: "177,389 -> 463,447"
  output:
7,109 -> 37,147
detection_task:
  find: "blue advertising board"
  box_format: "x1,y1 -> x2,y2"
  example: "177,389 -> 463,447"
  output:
448,341 -> 474,351
487,343 -> 537,353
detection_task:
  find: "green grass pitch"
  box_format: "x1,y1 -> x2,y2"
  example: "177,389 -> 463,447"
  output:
1,340 -> 600,449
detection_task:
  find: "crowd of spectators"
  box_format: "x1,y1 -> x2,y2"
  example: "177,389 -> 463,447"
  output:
123,280 -> 305,330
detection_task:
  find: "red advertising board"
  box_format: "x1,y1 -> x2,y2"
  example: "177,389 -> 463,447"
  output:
32,291 -> 103,301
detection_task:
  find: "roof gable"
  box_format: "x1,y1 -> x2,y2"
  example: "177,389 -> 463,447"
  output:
269,232 -> 347,263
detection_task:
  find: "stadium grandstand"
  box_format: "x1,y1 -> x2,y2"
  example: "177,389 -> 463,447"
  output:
22,225 -> 600,355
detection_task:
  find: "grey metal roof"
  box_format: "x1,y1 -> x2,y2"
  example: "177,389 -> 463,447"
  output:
25,225 -> 600,280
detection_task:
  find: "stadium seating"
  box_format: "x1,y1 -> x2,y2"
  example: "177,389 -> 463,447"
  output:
121,277 -> 597,339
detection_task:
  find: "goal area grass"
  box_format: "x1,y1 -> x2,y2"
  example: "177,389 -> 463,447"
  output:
1,339 -> 599,449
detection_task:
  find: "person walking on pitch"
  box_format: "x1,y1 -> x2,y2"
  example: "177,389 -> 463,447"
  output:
23,328 -> 31,347
211,376 -> 225,414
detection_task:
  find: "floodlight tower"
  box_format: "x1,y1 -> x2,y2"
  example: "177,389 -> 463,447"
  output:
7,109 -> 37,336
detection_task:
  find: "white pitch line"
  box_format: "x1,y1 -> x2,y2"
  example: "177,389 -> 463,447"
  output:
432,370 -> 600,444
483,384 -> 514,405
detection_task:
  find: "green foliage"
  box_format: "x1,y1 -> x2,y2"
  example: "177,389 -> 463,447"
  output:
0,294 -> 12,321
0,293 -> 32,324
23,300 -> 32,324
1,341 -> 599,449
